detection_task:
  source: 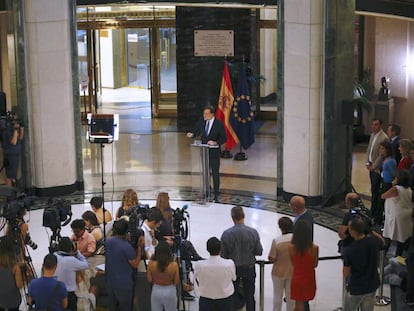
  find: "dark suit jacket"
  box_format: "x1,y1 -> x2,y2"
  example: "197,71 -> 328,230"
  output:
294,210 -> 314,241
193,118 -> 227,158
391,136 -> 401,164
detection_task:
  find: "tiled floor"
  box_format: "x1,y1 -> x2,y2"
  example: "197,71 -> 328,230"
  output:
0,87 -> 394,310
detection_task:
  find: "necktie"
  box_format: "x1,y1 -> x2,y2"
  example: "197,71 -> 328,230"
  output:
205,120 -> 210,135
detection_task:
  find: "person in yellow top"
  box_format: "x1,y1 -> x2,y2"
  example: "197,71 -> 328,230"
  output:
147,241 -> 180,311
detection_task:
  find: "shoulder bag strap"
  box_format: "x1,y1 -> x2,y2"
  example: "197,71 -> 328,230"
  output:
45,281 -> 61,310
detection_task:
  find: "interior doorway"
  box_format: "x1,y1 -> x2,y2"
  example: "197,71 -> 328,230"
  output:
77,9 -> 178,123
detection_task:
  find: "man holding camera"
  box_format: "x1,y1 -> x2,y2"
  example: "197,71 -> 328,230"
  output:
141,208 -> 164,259
338,192 -> 384,255
70,219 -> 96,257
105,219 -> 145,311
1,112 -> 24,187
54,237 -> 89,311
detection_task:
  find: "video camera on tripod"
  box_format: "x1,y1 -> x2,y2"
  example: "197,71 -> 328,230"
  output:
173,205 -> 189,240
127,203 -> 150,248
42,198 -> 72,231
42,198 -> 72,253
0,193 -> 33,224
0,193 -> 37,250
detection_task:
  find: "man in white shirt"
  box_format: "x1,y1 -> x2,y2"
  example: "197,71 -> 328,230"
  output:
365,118 -> 389,224
194,237 -> 236,311
141,208 -> 164,259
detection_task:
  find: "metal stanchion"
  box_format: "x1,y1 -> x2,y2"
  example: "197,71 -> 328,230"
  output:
257,260 -> 266,311
375,249 -> 391,306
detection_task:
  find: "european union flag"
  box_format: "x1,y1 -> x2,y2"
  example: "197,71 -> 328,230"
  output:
230,65 -> 255,150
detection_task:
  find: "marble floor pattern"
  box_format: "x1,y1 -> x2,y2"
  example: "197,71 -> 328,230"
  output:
0,87 -> 393,310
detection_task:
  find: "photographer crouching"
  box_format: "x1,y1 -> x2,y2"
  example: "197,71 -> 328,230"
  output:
1,110 -> 24,187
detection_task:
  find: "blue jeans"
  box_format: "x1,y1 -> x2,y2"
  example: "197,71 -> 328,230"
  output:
344,291 -> 375,311
235,266 -> 256,311
151,284 -> 177,311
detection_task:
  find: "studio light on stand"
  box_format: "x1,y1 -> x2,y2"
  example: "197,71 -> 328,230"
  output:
86,113 -> 119,244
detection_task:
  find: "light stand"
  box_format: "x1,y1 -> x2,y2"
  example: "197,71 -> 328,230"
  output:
99,143 -> 108,243
87,114 -> 118,245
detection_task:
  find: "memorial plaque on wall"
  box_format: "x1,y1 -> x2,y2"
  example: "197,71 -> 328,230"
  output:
194,30 -> 234,56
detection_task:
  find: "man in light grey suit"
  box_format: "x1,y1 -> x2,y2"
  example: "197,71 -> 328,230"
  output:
365,118 -> 389,224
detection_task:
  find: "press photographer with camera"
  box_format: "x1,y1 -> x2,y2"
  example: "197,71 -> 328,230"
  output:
70,219 -> 96,258
141,208 -> 164,259
337,192 -> 384,255
105,219 -> 145,311
54,237 -> 89,311
1,110 -> 24,187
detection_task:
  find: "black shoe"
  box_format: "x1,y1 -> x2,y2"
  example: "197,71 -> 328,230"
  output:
183,291 -> 195,301
214,196 -> 219,203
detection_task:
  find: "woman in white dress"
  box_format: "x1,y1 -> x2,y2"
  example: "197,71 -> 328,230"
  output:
381,169 -> 413,256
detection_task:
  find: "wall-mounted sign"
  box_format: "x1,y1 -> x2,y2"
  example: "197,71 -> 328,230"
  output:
194,30 -> 234,57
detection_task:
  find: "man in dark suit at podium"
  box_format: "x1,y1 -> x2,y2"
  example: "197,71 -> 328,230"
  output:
187,105 -> 227,202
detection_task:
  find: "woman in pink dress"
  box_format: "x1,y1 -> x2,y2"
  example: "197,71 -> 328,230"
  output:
288,220 -> 319,311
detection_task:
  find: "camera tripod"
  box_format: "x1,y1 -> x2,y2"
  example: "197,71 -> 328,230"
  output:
48,226 -> 63,253
173,234 -> 194,311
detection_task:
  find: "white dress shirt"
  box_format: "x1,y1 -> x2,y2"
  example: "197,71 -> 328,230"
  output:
194,255 -> 236,299
141,221 -> 157,258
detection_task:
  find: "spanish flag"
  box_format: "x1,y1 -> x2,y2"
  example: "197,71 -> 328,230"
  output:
216,60 -> 239,151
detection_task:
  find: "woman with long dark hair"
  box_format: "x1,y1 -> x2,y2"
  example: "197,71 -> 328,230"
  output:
0,236 -> 23,311
288,220 -> 319,311
147,241 -> 179,311
115,189 -> 139,219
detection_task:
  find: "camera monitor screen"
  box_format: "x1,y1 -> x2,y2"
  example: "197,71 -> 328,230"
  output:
86,114 -> 119,142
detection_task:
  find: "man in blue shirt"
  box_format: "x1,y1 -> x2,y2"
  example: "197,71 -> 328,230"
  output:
54,237 -> 89,310
105,219 -> 145,311
221,205 -> 263,311
28,254 -> 68,310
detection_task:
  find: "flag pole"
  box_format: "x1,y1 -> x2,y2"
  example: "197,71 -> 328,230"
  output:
221,55 -> 234,159
234,144 -> 248,161
232,56 -> 252,161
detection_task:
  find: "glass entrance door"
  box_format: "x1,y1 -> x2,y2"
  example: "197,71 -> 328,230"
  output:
78,26 -> 177,119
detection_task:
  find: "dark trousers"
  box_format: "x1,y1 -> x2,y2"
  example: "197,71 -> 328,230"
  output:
377,181 -> 392,224
199,296 -> 233,311
369,171 -> 382,223
235,266 -> 256,311
67,291 -> 77,311
406,252 -> 414,299
0,308 -> 19,311
210,155 -> 220,196
107,286 -> 133,311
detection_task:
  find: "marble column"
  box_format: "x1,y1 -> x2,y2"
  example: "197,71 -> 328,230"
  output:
282,0 -> 324,202
282,0 -> 354,204
24,0 -> 80,195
